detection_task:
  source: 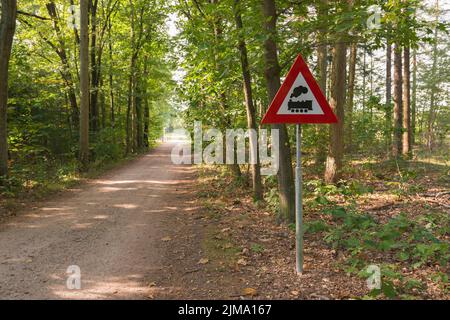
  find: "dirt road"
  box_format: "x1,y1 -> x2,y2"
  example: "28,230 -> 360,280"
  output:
0,142 -> 212,299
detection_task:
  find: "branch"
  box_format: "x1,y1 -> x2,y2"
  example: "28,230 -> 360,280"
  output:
17,10 -> 51,21
18,17 -> 60,56
192,0 -> 206,18
180,0 -> 192,20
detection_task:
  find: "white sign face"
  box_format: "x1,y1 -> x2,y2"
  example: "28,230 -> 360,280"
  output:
276,73 -> 325,115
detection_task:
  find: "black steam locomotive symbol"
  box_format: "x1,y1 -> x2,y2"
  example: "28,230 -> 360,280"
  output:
288,85 -> 313,113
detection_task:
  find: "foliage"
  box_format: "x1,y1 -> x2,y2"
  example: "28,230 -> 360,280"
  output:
304,190 -> 449,298
1,0 -> 175,198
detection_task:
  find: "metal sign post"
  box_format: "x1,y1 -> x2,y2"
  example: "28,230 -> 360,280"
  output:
295,124 -> 303,274
260,54 -> 337,274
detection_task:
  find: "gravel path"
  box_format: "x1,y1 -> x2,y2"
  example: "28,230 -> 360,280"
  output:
0,142 -> 198,299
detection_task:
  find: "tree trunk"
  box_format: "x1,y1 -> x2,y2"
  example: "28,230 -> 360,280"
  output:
90,0 -> 100,132
233,0 -> 263,201
144,99 -> 150,148
392,44 -> 403,158
126,54 -> 136,154
143,56 -> 149,148
262,0 -> 295,222
0,0 -> 17,177
346,42 -> 357,151
427,18 -> 439,151
135,77 -> 144,150
369,52 -> 374,122
411,48 -> 417,146
385,36 -> 392,152
402,45 -> 411,158
362,46 -> 366,114
79,0 -> 90,169
126,0 -> 137,154
108,18 -> 115,140
100,75 -> 106,129
324,41 -> 346,184
315,0 -> 328,165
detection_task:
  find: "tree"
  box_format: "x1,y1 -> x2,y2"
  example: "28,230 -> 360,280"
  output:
411,47 -> 417,146
79,0 -> 90,169
126,0 -> 145,154
385,35 -> 393,152
233,0 -> 262,201
324,0 -> 348,184
261,0 -> 295,222
90,0 -> 100,132
315,0 -> 329,164
427,1 -> 440,151
402,45 -> 411,157
108,18 -> 115,134
0,0 -> 17,177
392,44 -> 403,158
346,42 -> 357,151
46,1 -> 79,129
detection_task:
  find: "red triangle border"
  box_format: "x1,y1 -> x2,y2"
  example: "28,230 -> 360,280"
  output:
261,54 -> 338,124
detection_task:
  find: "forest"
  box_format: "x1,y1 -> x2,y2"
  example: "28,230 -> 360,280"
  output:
0,0 -> 449,300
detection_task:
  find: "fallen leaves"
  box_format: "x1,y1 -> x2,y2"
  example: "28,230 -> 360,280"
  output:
198,258 -> 209,265
237,258 -> 247,266
242,287 -> 257,297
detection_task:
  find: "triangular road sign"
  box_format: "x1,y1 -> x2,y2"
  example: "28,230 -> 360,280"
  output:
262,54 -> 338,124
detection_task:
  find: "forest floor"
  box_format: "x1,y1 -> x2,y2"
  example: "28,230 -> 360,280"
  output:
0,142 -> 448,299
191,154 -> 449,300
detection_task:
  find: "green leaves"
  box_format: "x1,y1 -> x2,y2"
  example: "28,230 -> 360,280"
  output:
316,201 -> 449,290
304,220 -> 330,234
323,206 -> 347,219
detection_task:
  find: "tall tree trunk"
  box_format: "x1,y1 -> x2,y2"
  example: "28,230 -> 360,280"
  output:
392,44 -> 403,158
126,0 -> 136,154
126,55 -> 136,154
100,75 -> 106,129
79,0 -> 90,169
427,11 -> 439,151
0,0 -> 17,177
316,0 -> 328,94
369,52 -> 374,122
262,0 -> 295,222
135,76 -> 144,150
324,0 -> 350,184
315,0 -> 328,165
90,0 -> 100,132
143,57 -> 150,148
144,98 -> 150,148
346,42 -> 357,151
362,46 -> 366,114
233,0 -> 263,201
411,48 -> 417,145
324,41 -> 346,184
402,45 -> 411,158
108,19 -> 115,138
385,36 -> 392,153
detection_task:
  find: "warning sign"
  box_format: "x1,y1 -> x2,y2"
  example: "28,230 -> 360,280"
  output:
262,54 -> 338,124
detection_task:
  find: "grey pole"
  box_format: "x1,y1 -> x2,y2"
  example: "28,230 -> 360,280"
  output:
295,124 -> 303,274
